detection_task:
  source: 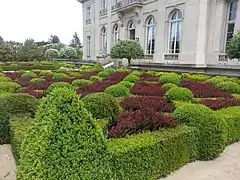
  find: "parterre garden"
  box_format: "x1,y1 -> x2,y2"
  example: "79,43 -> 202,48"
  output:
1,61 -> 240,179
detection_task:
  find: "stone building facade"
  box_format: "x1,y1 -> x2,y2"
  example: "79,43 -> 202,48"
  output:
78,0 -> 240,66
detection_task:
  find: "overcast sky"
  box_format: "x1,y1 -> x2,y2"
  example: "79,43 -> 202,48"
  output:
0,0 -> 83,44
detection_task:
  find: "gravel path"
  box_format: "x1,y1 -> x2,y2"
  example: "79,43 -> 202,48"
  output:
1,143 -> 240,180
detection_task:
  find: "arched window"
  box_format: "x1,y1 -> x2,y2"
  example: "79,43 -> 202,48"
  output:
146,16 -> 155,55
101,26 -> 107,54
113,25 -> 119,45
168,10 -> 183,54
128,21 -> 135,40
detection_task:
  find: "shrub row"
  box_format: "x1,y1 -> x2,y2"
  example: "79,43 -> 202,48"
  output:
199,98 -> 240,110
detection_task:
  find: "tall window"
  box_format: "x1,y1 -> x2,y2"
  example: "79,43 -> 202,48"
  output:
101,27 -> 107,54
225,1 -> 238,49
146,16 -> 155,55
113,25 -> 120,45
102,0 -> 106,10
87,36 -> 91,58
168,10 -> 183,54
128,21 -> 135,40
86,6 -> 91,19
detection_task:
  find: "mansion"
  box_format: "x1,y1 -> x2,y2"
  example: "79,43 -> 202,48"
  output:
78,0 -> 240,66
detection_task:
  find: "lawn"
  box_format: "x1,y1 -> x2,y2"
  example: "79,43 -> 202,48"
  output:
0,62 -> 240,179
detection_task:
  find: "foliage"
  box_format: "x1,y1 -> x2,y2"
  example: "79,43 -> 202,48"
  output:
10,115 -> 32,163
48,34 -> 60,44
181,73 -> 210,82
173,104 -> 227,159
216,106 -> 240,143
161,83 -> 178,90
206,76 -> 230,86
93,63 -> 104,71
216,81 -> 240,94
130,82 -> 167,97
98,71 -> 110,78
53,73 -> 68,80
43,43 -> 65,51
90,76 -> 103,82
16,39 -> 40,61
159,74 -> 181,85
110,40 -> 144,65
0,44 -> 14,61
199,98 -> 240,110
82,92 -> 120,124
59,47 -> 77,59
29,78 -> 46,85
0,93 -> 38,144
120,96 -> 175,113
118,81 -> 134,89
232,93 -> 240,99
0,36 -> 4,45
226,32 -> 240,59
123,74 -> 141,83
105,84 -> 131,98
0,76 -> 11,82
39,70 -> 54,77
45,48 -> 59,59
165,87 -> 194,102
21,71 -> 38,78
141,73 -> 159,82
181,80 -> 232,98
46,82 -> 73,94
108,126 -> 197,179
17,88 -> 111,179
69,32 -> 82,49
71,79 -> 92,87
68,72 -> 81,77
0,82 -> 21,92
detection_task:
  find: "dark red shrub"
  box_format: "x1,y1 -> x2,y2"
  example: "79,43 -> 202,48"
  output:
181,80 -> 232,98
141,74 -> 159,82
15,78 -> 31,87
106,72 -> 129,81
28,82 -> 52,90
54,77 -> 79,83
17,87 -> 44,98
44,76 -> 53,82
80,71 -> 99,80
199,98 -> 240,110
4,72 -> 22,80
109,108 -> 178,138
120,96 -> 174,112
130,82 -> 167,97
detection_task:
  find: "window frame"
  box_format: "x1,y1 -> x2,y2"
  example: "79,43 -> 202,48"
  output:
145,16 -> 156,55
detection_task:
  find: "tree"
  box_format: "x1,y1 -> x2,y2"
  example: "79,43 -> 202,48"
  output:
45,49 -> 59,59
5,41 -> 23,60
227,32 -> 240,59
0,36 -> 4,45
110,40 -> 144,66
36,41 -> 49,47
16,39 -> 39,61
0,44 -> 14,61
69,32 -> 82,49
48,34 -> 60,44
59,47 -> 77,59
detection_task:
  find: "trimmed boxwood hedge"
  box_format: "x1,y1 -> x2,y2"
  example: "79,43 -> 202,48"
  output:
71,79 -> 92,87
123,74 -> 141,83
216,81 -> 240,94
162,83 -> 178,90
105,85 -> 131,98
165,87 -> 194,102
108,125 -> 198,179
216,106 -> 240,144
17,88 -> 111,179
0,82 -> 21,93
173,104 -> 227,160
159,74 -> 181,85
46,82 -> 73,94
82,92 -> 120,125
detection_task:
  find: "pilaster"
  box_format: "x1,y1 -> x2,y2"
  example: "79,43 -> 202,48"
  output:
234,0 -> 240,32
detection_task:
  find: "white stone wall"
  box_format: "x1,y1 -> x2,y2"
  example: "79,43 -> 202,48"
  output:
80,0 -> 240,65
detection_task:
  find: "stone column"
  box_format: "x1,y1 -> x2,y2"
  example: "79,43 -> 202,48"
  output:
213,0 -> 227,53
94,0 -> 100,59
234,0 -> 240,32
195,0 -> 209,66
107,1 -> 112,54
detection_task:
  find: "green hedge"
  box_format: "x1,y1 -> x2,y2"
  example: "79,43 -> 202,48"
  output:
216,81 -> 240,94
206,76 -> 230,85
173,104 -> 227,160
105,85 -> 131,98
46,82 -> 73,94
90,76 -> 103,82
0,82 -> 21,93
118,81 -> 134,89
165,87 -> 194,102
98,71 -> 110,78
159,74 -> 181,85
123,74 -> 141,83
216,106 -> 240,144
82,92 -> 120,125
39,70 -> 54,77
68,72 -> 81,77
53,73 -> 68,80
29,78 -> 46,85
181,73 -> 210,82
10,115 -> 32,164
21,72 -> 38,78
108,126 -> 198,180
162,83 -> 178,90
18,88 -> 111,179
71,79 -> 92,88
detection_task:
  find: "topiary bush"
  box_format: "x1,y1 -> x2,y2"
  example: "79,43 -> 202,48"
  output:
46,82 -> 73,94
28,78 -> 46,85
98,71 -> 110,78
0,82 -> 21,92
0,93 -> 38,144
71,79 -> 92,87
181,73 -> 210,82
82,92 -> 120,125
53,73 -> 68,80
93,63 -> 104,71
17,88 -> 111,179
160,74 -> 181,85
105,84 -> 131,98
165,87 -> 194,102
162,83 -> 178,90
123,74 -> 141,83
21,71 -> 38,78
39,70 -> 54,77
68,72 -> 81,77
206,76 -> 230,86
232,94 -> 240,99
173,104 -> 227,160
216,81 -> 240,94
0,76 -> 11,82
45,49 -> 59,59
90,76 -> 103,82
59,46 -> 77,59
118,81 -> 134,89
